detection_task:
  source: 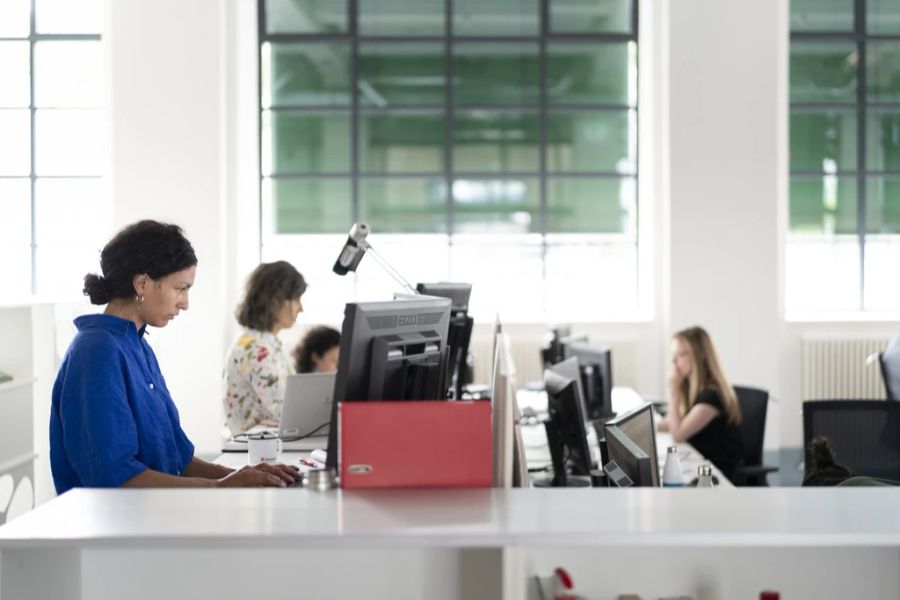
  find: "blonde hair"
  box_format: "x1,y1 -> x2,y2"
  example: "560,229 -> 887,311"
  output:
672,326 -> 741,426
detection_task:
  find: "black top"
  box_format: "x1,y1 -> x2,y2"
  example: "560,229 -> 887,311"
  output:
687,388 -> 743,482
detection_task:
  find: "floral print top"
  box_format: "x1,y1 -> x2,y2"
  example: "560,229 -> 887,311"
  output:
223,328 -> 294,436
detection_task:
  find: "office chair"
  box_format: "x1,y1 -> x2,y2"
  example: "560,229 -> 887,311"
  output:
802,400 -> 900,481
731,385 -> 778,486
878,335 -> 900,400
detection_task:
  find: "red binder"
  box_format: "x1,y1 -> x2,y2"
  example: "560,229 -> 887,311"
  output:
339,401 -> 492,489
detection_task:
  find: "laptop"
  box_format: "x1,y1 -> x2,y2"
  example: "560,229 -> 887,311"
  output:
221,372 -> 335,453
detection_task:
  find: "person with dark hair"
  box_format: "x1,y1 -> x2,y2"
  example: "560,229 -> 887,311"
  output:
223,261 -> 307,435
50,220 -> 298,493
292,325 -> 341,374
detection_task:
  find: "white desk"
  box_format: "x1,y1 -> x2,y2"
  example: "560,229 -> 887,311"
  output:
1,487 -> 899,599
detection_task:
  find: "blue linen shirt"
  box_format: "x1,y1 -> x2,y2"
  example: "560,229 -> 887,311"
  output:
50,314 -> 195,494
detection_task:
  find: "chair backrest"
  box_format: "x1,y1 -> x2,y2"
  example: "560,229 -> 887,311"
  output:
879,335 -> 900,400
733,385 -> 768,467
802,400 -> 900,480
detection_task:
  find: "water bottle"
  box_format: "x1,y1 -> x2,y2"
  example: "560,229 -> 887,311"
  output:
696,464 -> 714,488
662,445 -> 685,487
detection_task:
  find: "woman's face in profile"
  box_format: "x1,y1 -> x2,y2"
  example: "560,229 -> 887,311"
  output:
141,266 -> 196,328
275,297 -> 303,331
312,346 -> 339,373
671,337 -> 693,380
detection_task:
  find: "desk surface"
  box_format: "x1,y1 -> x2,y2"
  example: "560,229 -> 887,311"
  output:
1,487 -> 899,548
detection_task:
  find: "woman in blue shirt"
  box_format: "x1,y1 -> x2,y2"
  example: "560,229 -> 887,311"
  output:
50,220 -> 298,493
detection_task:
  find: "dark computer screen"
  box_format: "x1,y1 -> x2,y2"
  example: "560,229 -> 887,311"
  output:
604,403 -> 660,487
604,424 -> 655,487
542,367 -> 593,486
564,342 -> 615,421
540,326 -> 588,369
416,283 -> 473,400
325,296 -> 453,469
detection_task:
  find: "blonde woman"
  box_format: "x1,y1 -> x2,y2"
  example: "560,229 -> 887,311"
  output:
658,326 -> 743,481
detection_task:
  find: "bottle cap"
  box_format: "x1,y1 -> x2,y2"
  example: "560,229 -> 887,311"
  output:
667,445 -> 678,454
698,464 -> 712,476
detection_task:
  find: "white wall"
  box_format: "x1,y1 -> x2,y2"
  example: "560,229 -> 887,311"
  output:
99,0 -> 892,458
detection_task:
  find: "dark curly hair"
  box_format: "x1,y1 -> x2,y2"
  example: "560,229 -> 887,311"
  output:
83,220 -> 198,305
235,261 -> 307,332
293,325 -> 341,373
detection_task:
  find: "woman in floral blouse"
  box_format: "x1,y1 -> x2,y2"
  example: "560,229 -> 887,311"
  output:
223,261 -> 306,435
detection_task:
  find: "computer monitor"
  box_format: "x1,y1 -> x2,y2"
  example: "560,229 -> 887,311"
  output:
541,365 -> 593,487
540,325 -> 572,368
564,342 -> 615,421
604,425 -> 655,487
416,282 -> 473,400
325,296 -> 453,470
604,402 -> 660,487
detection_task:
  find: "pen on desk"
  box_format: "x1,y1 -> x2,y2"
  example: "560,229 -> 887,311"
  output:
298,458 -> 320,468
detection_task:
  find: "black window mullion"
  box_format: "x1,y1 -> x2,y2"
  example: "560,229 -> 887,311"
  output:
445,0 -> 454,240
538,0 -> 548,241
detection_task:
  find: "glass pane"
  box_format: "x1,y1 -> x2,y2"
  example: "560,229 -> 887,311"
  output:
453,43 -> 539,107
35,178 -> 109,244
359,178 -> 447,233
0,179 -> 31,245
452,178 -> 539,234
0,0 -> 30,37
358,43 -> 445,107
545,238 -> 638,319
360,0 -> 444,36
35,109 -> 105,176
0,110 -> 31,176
790,110 -> 857,172
450,237 -> 544,321
452,111 -> 539,173
263,43 -> 351,108
264,0 -> 346,34
263,178 -> 351,234
360,112 -> 444,173
453,0 -> 539,36
35,243 -> 102,298
547,42 -> 635,106
0,43 -> 30,108
546,177 -> 636,233
789,176 -> 857,234
551,0 -> 632,34
0,245 -> 31,301
866,176 -> 900,233
355,234 -> 450,302
547,110 -> 635,173
868,0 -> 900,35
785,236 -> 860,312
867,110 -> 900,173
34,41 -> 103,108
864,235 -> 900,310
867,42 -> 900,104
262,111 -> 351,175
790,42 -> 857,103
790,0 -> 854,32
36,0 -> 102,34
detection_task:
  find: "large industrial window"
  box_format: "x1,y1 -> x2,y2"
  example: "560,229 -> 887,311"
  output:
0,0 -> 107,302
789,0 -> 900,313
259,0 -> 639,322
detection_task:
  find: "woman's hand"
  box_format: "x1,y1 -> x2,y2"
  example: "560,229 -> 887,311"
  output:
667,365 -> 684,392
254,462 -> 300,485
215,464 -> 294,488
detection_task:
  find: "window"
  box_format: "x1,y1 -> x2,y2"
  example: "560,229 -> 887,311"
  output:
259,0 -> 638,322
789,0 -> 900,313
0,0 -> 108,302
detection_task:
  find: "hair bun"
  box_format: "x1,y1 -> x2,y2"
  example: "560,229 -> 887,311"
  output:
83,273 -> 111,305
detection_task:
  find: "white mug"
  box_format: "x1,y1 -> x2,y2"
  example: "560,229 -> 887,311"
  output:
248,433 -> 282,464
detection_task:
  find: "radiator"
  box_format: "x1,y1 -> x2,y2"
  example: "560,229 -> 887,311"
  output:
801,337 -> 889,400
469,334 -> 638,389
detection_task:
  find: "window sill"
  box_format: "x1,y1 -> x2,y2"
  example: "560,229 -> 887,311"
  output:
785,311 -> 900,324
